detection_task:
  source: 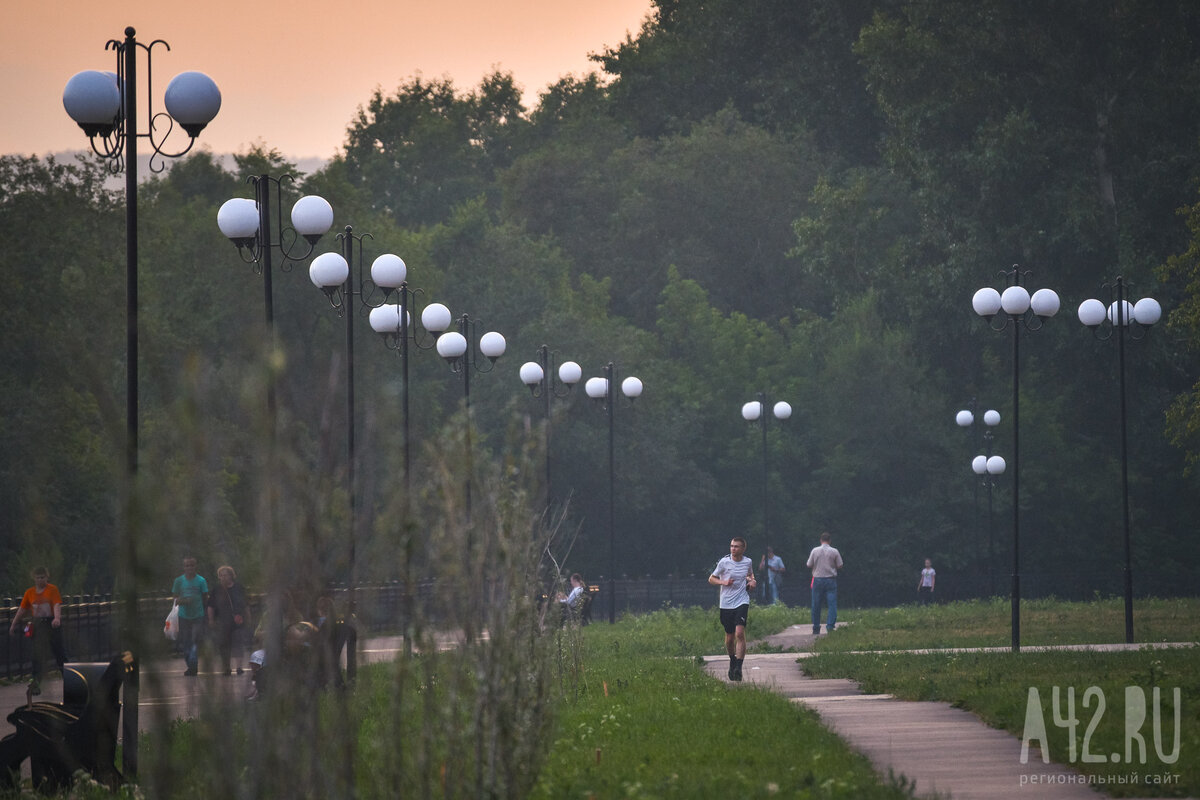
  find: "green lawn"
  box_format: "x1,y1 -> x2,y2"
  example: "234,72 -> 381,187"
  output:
801,597 -> 1199,798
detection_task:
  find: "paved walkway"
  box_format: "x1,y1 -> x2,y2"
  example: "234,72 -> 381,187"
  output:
702,625 -> 1196,800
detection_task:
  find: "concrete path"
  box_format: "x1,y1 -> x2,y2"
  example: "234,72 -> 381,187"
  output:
702,625 -> 1196,799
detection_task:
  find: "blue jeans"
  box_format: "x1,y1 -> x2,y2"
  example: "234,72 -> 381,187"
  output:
811,577 -> 837,632
178,616 -> 204,672
767,579 -> 781,604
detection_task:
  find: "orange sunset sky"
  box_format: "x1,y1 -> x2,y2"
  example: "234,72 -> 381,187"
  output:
2,0 -> 653,160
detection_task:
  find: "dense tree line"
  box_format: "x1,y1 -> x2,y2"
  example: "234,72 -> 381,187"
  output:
3,0 -> 1200,608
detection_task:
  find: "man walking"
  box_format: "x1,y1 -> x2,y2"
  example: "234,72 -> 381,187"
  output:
8,567 -> 67,694
172,557 -> 209,676
806,532 -> 843,634
759,546 -> 785,604
709,537 -> 757,681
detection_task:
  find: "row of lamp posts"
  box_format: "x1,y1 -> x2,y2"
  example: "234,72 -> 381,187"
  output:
971,266 -> 1160,651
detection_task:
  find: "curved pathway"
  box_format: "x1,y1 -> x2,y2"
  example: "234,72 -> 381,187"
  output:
702,624 -> 1194,800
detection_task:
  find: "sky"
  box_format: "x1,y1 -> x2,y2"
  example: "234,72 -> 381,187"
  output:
3,0 -> 653,161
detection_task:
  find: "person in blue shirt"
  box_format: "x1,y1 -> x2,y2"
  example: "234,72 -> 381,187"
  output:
172,557 -> 210,676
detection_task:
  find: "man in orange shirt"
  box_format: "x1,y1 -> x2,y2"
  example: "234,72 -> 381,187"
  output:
8,566 -> 67,694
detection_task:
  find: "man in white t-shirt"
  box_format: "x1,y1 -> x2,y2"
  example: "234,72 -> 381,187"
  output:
806,532 -> 843,634
709,537 -> 757,681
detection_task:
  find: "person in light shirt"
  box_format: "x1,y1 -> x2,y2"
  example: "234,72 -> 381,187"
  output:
806,532 -> 843,634
708,537 -> 757,681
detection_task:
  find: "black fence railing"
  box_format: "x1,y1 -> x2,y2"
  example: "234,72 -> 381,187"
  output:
3,572 -> 1189,680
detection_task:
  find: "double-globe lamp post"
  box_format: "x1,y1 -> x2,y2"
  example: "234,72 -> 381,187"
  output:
585,365 -> 643,623
308,232 -> 410,673
64,29 -> 219,779
520,348 -> 583,509
972,266 -> 1059,652
741,394 -> 792,582
217,182 -> 334,424
1077,278 -> 1161,643
956,406 -> 1002,592
431,310 -> 507,520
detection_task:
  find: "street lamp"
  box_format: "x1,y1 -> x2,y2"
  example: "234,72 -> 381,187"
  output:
64,27 -> 219,779
972,265 -> 1059,651
741,393 -> 791,600
519,347 -> 583,508
970,439 -> 1005,597
1078,277 -> 1162,643
365,268 -> 443,493
218,181 -> 334,422
308,228 -> 410,678
956,404 -> 1001,589
585,364 -> 643,623
431,310 -> 507,519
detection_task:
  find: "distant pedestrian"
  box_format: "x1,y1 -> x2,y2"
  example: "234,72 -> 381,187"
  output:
172,557 -> 209,676
806,532 -> 843,634
917,558 -> 936,605
207,565 -> 248,675
708,537 -> 757,681
758,547 -> 786,604
8,567 -> 67,694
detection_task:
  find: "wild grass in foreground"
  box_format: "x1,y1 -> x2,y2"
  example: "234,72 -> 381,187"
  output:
530,605 -> 922,799
804,598 -> 1199,798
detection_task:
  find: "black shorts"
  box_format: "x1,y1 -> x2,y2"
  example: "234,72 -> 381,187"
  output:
719,604 -> 750,634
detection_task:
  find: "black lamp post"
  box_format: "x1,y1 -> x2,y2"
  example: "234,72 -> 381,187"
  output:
956,404 -> 1001,593
1077,278 -> 1161,643
970,441 -> 1006,598
585,364 -> 643,623
520,346 -> 583,508
972,266 -> 1059,652
432,310 -> 507,519
741,392 -> 791,598
217,180 -> 334,423
308,229 -> 409,678
63,28 -> 219,779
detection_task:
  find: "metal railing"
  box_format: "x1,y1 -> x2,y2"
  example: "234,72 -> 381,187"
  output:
3,571 -> 1188,680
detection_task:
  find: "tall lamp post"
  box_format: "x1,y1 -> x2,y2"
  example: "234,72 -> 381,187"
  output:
308,230 -> 409,677
972,266 -> 1059,652
585,364 -> 643,623
366,273 -> 443,493
520,347 -> 583,508
217,182 -> 334,423
1077,278 -> 1161,643
431,310 -> 507,518
971,447 -> 1005,598
63,28 -> 219,779
956,405 -> 1001,591
741,393 -> 791,595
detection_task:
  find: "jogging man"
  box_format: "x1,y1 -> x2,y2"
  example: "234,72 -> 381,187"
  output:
709,537 -> 757,681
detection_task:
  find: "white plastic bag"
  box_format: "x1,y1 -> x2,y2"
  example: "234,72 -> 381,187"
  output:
164,602 -> 180,641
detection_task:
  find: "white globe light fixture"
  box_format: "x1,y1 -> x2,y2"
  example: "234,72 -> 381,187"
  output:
436,331 -> 468,364
774,401 -> 792,420
421,303 -> 452,334
621,377 -> 643,399
986,455 -> 1007,475
217,198 -> 259,246
163,71 -> 221,136
742,401 -> 763,422
983,409 -> 1001,427
370,254 -> 407,291
559,361 -> 582,385
62,70 -> 122,136
956,409 -> 974,427
291,195 -> 334,243
369,304 -> 408,335
308,252 -> 349,294
972,455 -> 988,475
585,377 -> 608,400
480,331 -> 506,363
519,362 -> 544,387
1134,297 -> 1162,326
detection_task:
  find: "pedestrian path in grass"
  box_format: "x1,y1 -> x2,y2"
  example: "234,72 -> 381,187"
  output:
702,625 -> 1197,800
